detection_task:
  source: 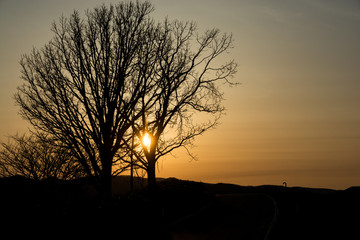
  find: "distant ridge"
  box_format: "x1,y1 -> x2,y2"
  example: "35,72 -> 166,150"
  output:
0,175 -> 359,239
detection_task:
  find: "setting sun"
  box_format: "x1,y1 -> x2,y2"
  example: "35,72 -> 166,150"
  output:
142,132 -> 151,150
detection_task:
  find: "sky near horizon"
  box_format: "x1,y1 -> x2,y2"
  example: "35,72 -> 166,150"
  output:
0,0 -> 359,189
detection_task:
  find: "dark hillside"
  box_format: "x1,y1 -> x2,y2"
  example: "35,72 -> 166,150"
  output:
0,176 -> 359,239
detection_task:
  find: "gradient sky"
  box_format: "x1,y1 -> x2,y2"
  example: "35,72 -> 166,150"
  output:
1,0 -> 359,189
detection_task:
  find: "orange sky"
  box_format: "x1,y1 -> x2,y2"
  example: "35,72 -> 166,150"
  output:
1,0 -> 359,189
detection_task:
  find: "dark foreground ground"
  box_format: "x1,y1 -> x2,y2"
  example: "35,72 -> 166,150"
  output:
0,176 -> 359,239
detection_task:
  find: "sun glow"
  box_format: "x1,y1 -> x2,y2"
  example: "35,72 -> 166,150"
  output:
142,132 -> 151,150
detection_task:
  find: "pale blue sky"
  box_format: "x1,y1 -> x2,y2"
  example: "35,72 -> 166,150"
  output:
1,0 -> 359,189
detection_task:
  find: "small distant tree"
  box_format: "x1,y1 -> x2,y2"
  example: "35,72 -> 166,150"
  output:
0,132 -> 85,180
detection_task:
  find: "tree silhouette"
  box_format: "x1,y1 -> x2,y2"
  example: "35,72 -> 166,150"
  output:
15,1 -> 156,196
123,20 -> 237,190
0,132 -> 84,180
15,1 -> 237,195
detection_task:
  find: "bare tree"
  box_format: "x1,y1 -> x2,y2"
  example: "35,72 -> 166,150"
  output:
15,1 -> 237,194
0,132 -> 85,180
15,1 -> 156,196
125,20 -> 238,190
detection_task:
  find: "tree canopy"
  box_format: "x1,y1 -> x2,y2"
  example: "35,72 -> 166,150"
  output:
15,1 -> 237,195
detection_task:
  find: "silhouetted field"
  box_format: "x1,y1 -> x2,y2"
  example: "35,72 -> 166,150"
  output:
0,176 -> 359,239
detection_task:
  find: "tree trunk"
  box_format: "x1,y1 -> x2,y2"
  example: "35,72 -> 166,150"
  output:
130,133 -> 135,192
147,156 -> 156,191
130,159 -> 134,192
101,154 -> 113,198
101,168 -> 112,198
